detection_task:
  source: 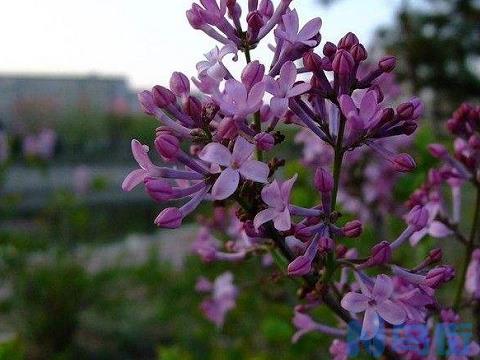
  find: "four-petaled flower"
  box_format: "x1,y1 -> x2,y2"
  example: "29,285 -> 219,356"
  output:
199,136 -> 269,200
266,61 -> 311,117
254,175 -> 297,231
214,78 -> 266,119
122,139 -> 160,191
197,42 -> 238,81
341,274 -> 406,340
276,9 -> 322,47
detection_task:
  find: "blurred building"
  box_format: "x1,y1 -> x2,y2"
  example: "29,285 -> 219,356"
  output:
0,74 -> 139,124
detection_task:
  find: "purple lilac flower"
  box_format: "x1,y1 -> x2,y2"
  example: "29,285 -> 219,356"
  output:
198,271 -> 238,328
466,249 -> 480,299
254,175 -> 296,231
199,136 -> 269,200
341,274 -> 406,340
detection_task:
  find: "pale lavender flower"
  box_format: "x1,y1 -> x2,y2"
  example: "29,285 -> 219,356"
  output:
199,136 -> 269,200
198,272 -> 238,328
329,339 -> 349,360
265,61 -> 311,117
341,274 -> 406,340
254,175 -> 296,231
196,43 -> 238,81
213,78 -> 265,119
276,9 -> 321,48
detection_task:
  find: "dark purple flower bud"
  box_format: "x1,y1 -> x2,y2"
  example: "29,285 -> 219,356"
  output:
170,72 -> 190,98
410,98 -> 424,120
425,266 -> 455,289
155,133 -> 180,160
427,248 -> 443,264
321,57 -> 333,71
314,168 -> 334,193
323,41 -> 337,57
138,90 -> 156,115
294,223 -> 313,241
319,236 -> 335,253
336,244 -> 348,258
343,220 -> 362,238
145,178 -> 173,202
241,60 -> 265,91
227,0 -> 242,21
243,220 -> 259,238
469,134 -> 480,149
184,96 -> 202,122
258,0 -> 274,18
407,205 -> 429,231
392,153 -> 416,172
332,50 -> 354,75
303,51 -> 323,73
428,144 -> 448,158
152,85 -> 176,108
368,241 -> 392,266
402,121 -> 418,135
154,207 -> 183,228
186,4 -> 206,29
247,10 -> 264,40
396,102 -> 414,120
350,44 -> 367,62
379,108 -> 395,125
337,32 -> 359,50
254,132 -> 274,151
378,56 -> 396,73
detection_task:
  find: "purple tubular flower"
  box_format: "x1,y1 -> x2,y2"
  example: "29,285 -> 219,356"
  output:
390,205 -> 429,250
425,265 -> 455,289
170,71 -> 190,98
378,56 -> 396,73
365,241 -> 392,267
265,61 -> 311,117
276,9 -> 322,48
199,136 -> 269,200
314,167 -> 334,193
254,175 -> 296,232
152,85 -> 176,108
254,132 -> 275,151
341,274 -> 406,340
342,220 -> 362,238
155,133 -> 180,160
154,185 -> 209,228
292,310 -> 346,343
214,78 -> 265,119
241,60 -> 265,92
287,235 -> 319,276
256,0 -> 293,41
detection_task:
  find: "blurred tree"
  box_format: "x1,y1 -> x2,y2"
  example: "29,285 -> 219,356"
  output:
321,0 -> 480,122
379,0 -> 480,122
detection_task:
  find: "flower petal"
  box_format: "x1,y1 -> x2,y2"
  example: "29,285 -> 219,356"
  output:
261,180 -> 283,209
131,139 -> 152,170
279,61 -> 297,89
359,90 -> 378,121
247,81 -> 265,112
270,97 -> 289,117
253,208 -> 277,230
231,136 -> 255,165
376,299 -> 406,326
239,160 -> 269,183
372,274 -> 394,303
429,221 -> 453,238
280,174 -> 297,204
338,95 -> 357,118
297,18 -> 322,41
122,169 -> 147,191
341,292 -> 369,313
360,307 -> 380,340
211,167 -> 239,200
287,82 -> 311,97
199,142 -> 232,167
273,207 -> 291,231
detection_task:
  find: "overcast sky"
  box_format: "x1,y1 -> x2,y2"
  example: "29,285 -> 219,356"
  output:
1,0 -> 399,89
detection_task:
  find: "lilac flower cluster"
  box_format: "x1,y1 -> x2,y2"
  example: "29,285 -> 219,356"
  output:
123,1 -> 480,358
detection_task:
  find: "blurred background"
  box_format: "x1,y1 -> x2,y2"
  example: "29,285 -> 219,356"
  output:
0,0 -> 478,359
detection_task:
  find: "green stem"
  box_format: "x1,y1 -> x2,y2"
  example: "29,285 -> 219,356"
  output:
454,188 -> 480,310
331,114 -> 346,211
